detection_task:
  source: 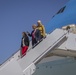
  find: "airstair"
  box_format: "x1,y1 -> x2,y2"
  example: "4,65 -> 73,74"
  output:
0,29 -> 67,75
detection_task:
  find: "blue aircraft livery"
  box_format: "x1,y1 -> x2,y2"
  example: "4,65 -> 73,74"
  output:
45,0 -> 76,33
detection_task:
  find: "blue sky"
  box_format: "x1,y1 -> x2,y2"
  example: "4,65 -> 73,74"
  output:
0,0 -> 69,64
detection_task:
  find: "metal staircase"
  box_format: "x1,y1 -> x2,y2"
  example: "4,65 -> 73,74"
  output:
0,29 -> 67,75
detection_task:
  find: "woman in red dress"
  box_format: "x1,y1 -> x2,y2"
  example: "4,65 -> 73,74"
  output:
21,32 -> 29,57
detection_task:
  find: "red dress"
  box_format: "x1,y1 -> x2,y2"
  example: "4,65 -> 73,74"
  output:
21,46 -> 28,56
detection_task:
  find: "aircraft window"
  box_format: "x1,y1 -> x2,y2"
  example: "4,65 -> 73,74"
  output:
57,6 -> 66,14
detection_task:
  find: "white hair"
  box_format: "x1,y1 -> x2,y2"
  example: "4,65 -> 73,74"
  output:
37,20 -> 41,23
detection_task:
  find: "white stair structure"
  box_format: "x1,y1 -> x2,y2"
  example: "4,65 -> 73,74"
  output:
0,29 -> 67,75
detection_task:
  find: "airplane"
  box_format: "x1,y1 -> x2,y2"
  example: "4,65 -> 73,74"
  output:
0,0 -> 76,75
46,0 -> 76,33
